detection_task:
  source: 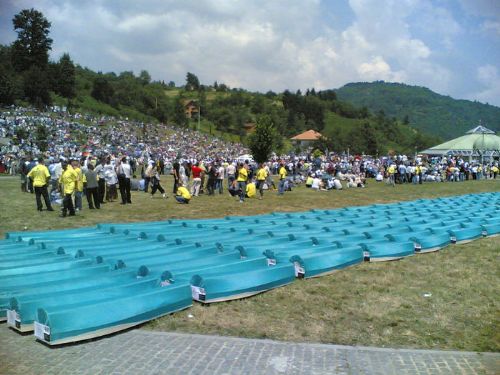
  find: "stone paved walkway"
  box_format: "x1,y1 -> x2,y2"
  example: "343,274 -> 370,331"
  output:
0,326 -> 498,375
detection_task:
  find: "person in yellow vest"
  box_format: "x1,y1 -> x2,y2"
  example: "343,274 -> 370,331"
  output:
305,174 -> 314,188
387,164 -> 396,187
59,161 -> 78,217
278,163 -> 287,195
492,164 -> 499,179
27,157 -> 54,212
175,183 -> 192,204
255,163 -> 268,199
415,164 -> 422,184
236,162 -> 248,203
245,180 -> 257,199
72,159 -> 86,211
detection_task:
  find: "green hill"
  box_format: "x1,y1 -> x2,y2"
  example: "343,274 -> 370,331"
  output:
335,82 -> 500,139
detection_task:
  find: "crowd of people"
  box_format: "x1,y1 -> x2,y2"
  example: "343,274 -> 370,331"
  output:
1,106 -> 498,215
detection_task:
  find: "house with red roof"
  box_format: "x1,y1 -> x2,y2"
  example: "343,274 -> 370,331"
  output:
290,129 -> 323,148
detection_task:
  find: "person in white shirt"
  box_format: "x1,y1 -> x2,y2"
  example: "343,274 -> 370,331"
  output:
217,164 -> 225,194
49,158 -> 63,193
117,156 -> 132,204
311,177 -> 321,190
333,178 -> 343,190
104,159 -> 118,202
226,163 -> 236,189
398,164 -> 407,183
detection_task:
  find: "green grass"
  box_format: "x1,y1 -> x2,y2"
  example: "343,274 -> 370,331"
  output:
324,111 -> 361,133
189,118 -> 243,143
0,176 -> 498,351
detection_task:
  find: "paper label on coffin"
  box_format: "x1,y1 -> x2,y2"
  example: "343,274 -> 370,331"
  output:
7,309 -> 20,328
293,262 -> 305,278
34,321 -> 51,342
267,258 -> 276,266
191,286 -> 206,301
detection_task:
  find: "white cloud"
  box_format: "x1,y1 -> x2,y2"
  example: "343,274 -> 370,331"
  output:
477,64 -> 498,84
1,0 -> 498,106
358,56 -> 403,81
467,65 -> 500,105
412,2 -> 463,49
332,0 -> 450,94
481,20 -> 500,36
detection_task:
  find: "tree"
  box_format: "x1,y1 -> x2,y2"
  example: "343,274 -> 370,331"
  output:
185,72 -> 200,91
251,95 -> 266,114
174,96 -> 188,127
91,75 -> 114,104
139,70 -> 151,85
216,83 -> 228,92
317,89 -> 336,101
0,46 -> 22,105
114,71 -> 141,107
248,115 -> 279,164
11,8 -> 52,72
0,69 -> 17,105
403,114 -> 410,125
55,53 -> 76,98
210,108 -> 235,133
23,65 -> 51,107
312,136 -> 334,155
362,122 -> 379,155
359,106 -> 369,119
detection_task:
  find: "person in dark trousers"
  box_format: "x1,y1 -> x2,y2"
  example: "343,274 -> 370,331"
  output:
143,160 -> 153,193
150,168 -> 167,198
172,160 -> 180,194
94,158 -> 107,204
117,156 -> 132,204
27,157 -> 54,212
20,157 -> 28,192
27,157 -> 36,193
206,163 -> 216,195
84,164 -> 100,209
59,162 -> 76,217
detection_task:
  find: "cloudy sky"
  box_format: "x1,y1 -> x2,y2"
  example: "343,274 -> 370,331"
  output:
1,0 -> 499,106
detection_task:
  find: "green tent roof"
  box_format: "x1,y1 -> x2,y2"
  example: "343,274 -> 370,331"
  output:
421,126 -> 500,156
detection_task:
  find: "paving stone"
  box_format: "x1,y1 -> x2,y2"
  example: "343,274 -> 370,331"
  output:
0,327 -> 498,374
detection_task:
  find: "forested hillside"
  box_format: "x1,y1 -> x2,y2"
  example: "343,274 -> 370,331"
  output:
335,82 -> 500,139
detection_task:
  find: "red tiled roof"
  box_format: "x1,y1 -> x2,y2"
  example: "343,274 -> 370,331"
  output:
290,130 -> 322,141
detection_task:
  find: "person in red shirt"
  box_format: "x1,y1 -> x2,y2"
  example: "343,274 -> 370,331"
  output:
191,162 -> 203,196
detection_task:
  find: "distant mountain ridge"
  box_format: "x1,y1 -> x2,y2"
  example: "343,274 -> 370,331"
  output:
335,81 -> 500,139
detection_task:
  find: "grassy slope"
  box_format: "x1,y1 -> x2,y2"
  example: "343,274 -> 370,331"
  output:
322,112 -> 414,154
0,176 -> 498,351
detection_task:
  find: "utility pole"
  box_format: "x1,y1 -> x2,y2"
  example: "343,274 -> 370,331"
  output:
198,101 -> 201,132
